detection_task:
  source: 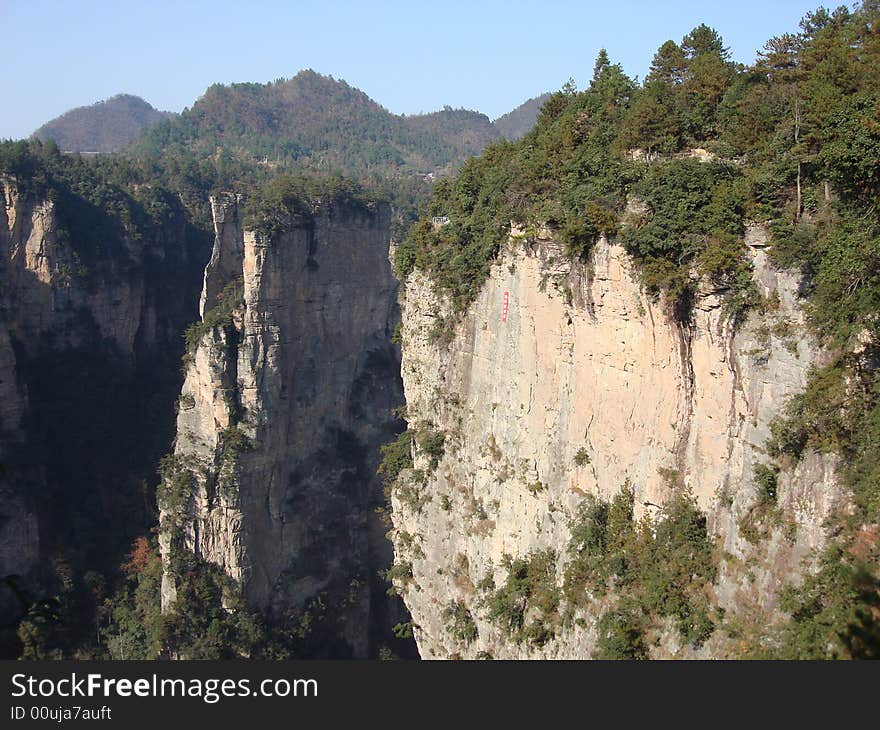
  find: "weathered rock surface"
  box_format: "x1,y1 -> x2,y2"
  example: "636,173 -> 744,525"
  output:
392,227 -> 843,658
161,194 -> 407,657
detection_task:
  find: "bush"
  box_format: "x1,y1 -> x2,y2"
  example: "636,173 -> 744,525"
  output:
386,561 -> 414,595
753,462 -> 780,503
377,430 -> 413,495
696,233 -> 759,320
527,480 -> 547,495
563,486 -> 716,648
573,447 -> 591,466
639,492 -> 716,630
101,537 -> 166,659
182,277 -> 244,362
219,426 -> 253,462
563,486 -> 634,603
593,600 -> 648,660
162,550 -> 264,659
486,550 -> 560,646
777,537 -> 880,660
156,455 -> 197,526
415,428 -> 446,471
443,601 -> 478,644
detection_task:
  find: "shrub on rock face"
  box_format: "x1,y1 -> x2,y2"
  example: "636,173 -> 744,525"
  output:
182,277 -> 244,365
486,550 -> 560,646
443,600 -> 478,645
415,428 -> 446,471
594,600 -> 648,660
563,485 -> 717,650
574,447 -> 591,466
377,431 -> 413,494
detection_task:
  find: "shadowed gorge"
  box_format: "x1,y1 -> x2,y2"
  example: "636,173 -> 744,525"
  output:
0,145 -> 212,657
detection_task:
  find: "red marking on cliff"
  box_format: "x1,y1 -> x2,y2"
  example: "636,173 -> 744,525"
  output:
502,291 -> 509,323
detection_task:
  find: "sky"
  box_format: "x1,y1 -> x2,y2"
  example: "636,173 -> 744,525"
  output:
1,0 -> 824,139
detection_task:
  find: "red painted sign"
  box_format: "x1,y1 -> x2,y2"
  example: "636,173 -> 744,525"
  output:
502,291 -> 509,323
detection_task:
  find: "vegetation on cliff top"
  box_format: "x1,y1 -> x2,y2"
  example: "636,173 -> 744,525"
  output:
0,138 -> 211,266
395,4 -> 879,325
0,136 -> 223,236
242,173 -> 377,238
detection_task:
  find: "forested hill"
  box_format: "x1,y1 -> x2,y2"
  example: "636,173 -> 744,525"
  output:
493,92 -> 553,140
132,70 -> 501,177
33,94 -> 173,153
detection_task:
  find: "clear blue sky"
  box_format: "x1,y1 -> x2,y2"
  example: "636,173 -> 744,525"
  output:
2,0 -> 822,139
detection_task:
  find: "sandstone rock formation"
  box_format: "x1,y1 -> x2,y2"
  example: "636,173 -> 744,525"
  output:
160,194 -> 407,657
391,226 -> 843,658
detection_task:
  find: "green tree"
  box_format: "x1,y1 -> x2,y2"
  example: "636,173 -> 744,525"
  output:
592,49 -> 611,82
681,24 -> 729,59
679,25 -> 735,140
620,82 -> 682,155
648,40 -> 687,85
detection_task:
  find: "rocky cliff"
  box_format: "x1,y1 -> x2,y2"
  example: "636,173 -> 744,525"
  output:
391,225 -> 844,659
159,194 -> 409,657
0,174 -> 208,656
0,182 -> 55,611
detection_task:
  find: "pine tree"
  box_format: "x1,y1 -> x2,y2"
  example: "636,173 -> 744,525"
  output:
648,40 -> 687,85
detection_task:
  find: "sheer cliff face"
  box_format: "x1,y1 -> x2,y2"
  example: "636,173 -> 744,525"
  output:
392,227 -> 843,659
0,176 -> 207,654
0,179 -> 196,351
161,195 -> 404,656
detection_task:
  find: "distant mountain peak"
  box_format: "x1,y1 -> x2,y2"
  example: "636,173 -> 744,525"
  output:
33,95 -> 174,153
493,92 -> 553,140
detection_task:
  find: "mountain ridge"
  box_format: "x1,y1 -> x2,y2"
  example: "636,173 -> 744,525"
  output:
32,73 -> 551,175
132,70 -> 502,176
